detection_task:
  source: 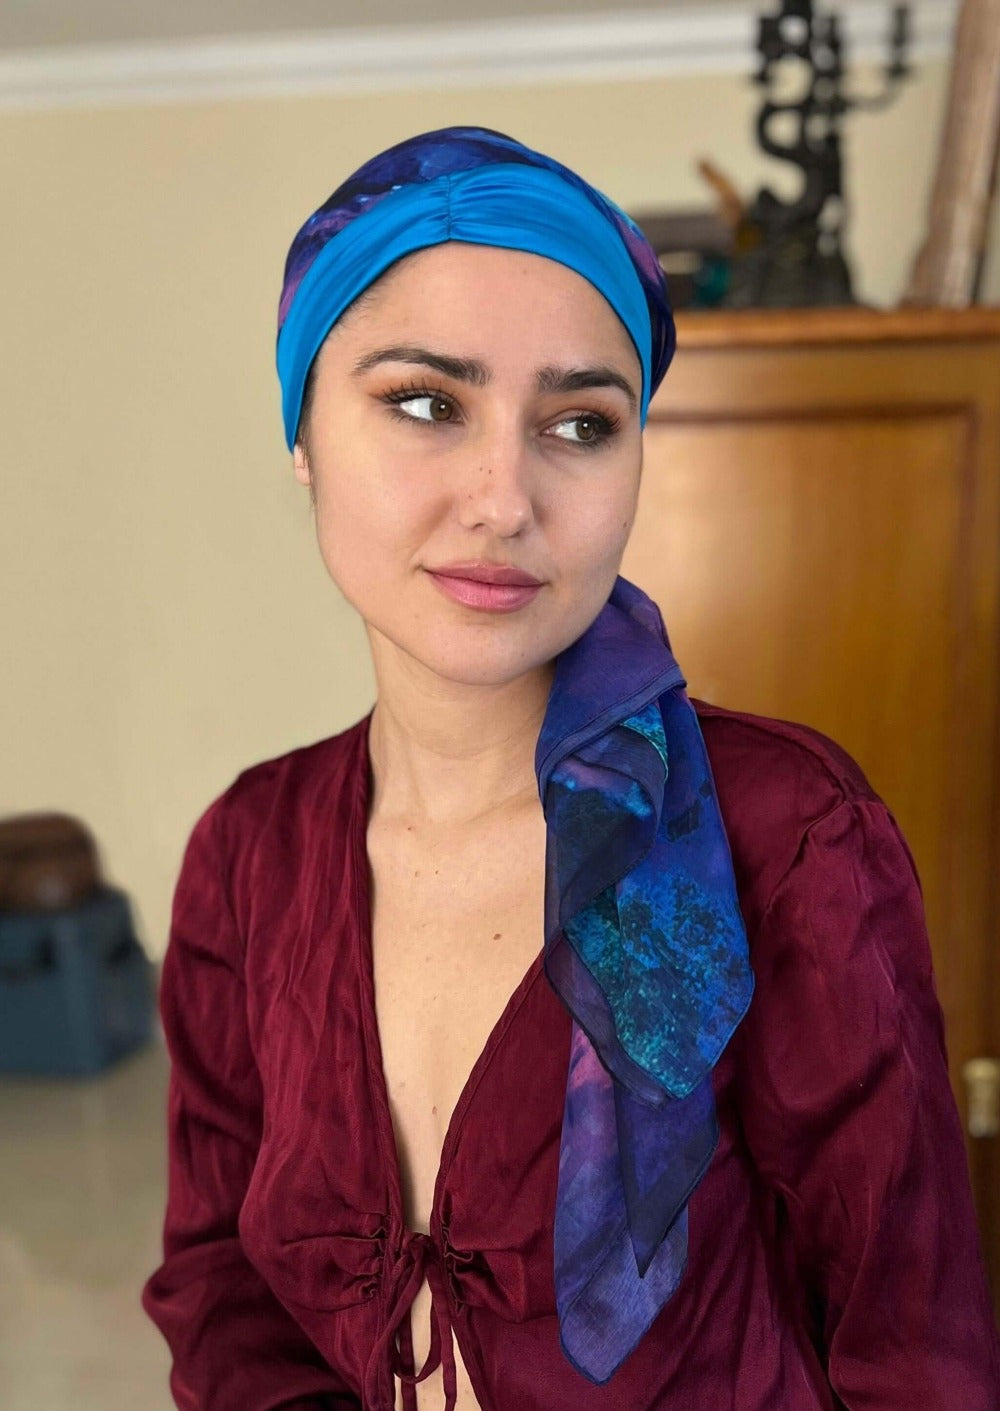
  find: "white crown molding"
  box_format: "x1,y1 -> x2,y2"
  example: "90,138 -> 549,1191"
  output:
0,2 -> 958,112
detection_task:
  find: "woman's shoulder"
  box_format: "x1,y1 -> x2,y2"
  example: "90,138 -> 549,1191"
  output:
168,717 -> 371,958
691,696 -> 888,919
693,696 -> 878,803
190,713 -> 370,862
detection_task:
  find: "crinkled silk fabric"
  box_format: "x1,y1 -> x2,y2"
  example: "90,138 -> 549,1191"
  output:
534,580 -> 754,1381
141,701 -> 1000,1410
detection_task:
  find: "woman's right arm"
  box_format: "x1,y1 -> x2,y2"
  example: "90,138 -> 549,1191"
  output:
141,798 -> 357,1411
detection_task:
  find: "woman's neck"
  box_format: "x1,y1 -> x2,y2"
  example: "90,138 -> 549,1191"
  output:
365,633 -> 554,827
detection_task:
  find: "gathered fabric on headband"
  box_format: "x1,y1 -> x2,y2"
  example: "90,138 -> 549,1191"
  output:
275,125 -> 677,450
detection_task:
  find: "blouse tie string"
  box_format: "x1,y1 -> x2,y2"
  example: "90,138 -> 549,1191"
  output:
364,1229 -> 458,1411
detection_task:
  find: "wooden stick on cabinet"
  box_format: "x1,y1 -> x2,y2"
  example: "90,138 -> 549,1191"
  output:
902,0 -> 1000,307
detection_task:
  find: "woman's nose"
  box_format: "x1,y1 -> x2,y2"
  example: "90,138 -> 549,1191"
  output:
454,430 -> 535,538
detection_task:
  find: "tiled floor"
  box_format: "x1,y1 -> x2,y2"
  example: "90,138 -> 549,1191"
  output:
0,1038 -> 175,1411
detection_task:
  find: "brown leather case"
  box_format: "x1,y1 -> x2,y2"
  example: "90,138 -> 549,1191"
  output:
0,814 -> 103,912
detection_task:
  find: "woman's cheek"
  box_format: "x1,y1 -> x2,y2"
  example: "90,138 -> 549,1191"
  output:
313,492 -> 378,597
572,496 -> 636,573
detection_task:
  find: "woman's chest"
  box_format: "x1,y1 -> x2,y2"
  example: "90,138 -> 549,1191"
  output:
366,814 -> 547,1237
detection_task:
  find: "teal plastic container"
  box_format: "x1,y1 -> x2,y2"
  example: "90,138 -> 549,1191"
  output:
0,887 -> 155,1075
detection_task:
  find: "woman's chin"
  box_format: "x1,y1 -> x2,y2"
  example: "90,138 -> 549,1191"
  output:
405,637 -> 555,691
357,583 -> 611,690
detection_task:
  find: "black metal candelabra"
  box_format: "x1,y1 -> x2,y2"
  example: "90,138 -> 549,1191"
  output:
724,0 -> 913,309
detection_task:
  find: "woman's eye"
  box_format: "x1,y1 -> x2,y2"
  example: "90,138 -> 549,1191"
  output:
381,386 -> 620,449
383,388 -> 456,424
549,412 -> 620,449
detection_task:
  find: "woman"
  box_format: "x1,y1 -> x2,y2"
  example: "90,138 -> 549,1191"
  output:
141,127 -> 999,1411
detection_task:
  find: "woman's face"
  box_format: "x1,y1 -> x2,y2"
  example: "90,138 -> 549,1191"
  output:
293,241 -> 644,689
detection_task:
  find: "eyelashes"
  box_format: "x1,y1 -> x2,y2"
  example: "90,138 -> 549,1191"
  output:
379,380 -> 623,452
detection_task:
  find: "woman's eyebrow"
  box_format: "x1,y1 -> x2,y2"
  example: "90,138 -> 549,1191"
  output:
350,344 -> 637,411
352,344 -> 488,387
537,364 -> 637,412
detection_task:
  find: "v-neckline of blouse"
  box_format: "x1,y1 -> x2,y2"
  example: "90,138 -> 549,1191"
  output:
349,711 -> 547,1250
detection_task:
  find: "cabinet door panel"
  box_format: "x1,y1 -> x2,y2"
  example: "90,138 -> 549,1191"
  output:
622,318 -> 1000,1302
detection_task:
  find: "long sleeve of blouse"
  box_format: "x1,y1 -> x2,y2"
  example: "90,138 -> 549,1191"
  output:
735,795 -> 1000,1408
140,799 -> 356,1411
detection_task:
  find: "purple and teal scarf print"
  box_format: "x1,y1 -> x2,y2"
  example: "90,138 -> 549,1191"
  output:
537,575 -> 754,1383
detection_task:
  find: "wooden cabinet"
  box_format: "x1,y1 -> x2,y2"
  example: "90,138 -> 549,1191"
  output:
622,305 -> 1000,1304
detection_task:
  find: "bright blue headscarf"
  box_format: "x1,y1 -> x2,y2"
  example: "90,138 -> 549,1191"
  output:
276,125 -> 676,448
276,127 -> 752,1389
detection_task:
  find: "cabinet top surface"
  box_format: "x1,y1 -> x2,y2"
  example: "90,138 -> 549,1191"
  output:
673,304 -> 1000,350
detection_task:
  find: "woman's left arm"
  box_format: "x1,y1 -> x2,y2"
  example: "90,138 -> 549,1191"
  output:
737,797 -> 1000,1409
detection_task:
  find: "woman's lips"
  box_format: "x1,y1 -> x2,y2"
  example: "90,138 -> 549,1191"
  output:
426,565 -> 543,613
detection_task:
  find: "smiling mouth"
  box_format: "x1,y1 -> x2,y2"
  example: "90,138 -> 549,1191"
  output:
425,562 -> 544,613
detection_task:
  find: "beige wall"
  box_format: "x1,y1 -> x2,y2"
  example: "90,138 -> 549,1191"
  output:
3,63 -> 999,959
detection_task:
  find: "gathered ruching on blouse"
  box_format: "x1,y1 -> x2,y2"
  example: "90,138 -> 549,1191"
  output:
239,1211 -> 387,1315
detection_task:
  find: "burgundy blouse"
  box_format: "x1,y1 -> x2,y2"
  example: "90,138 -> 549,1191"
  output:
141,700 -> 1000,1410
